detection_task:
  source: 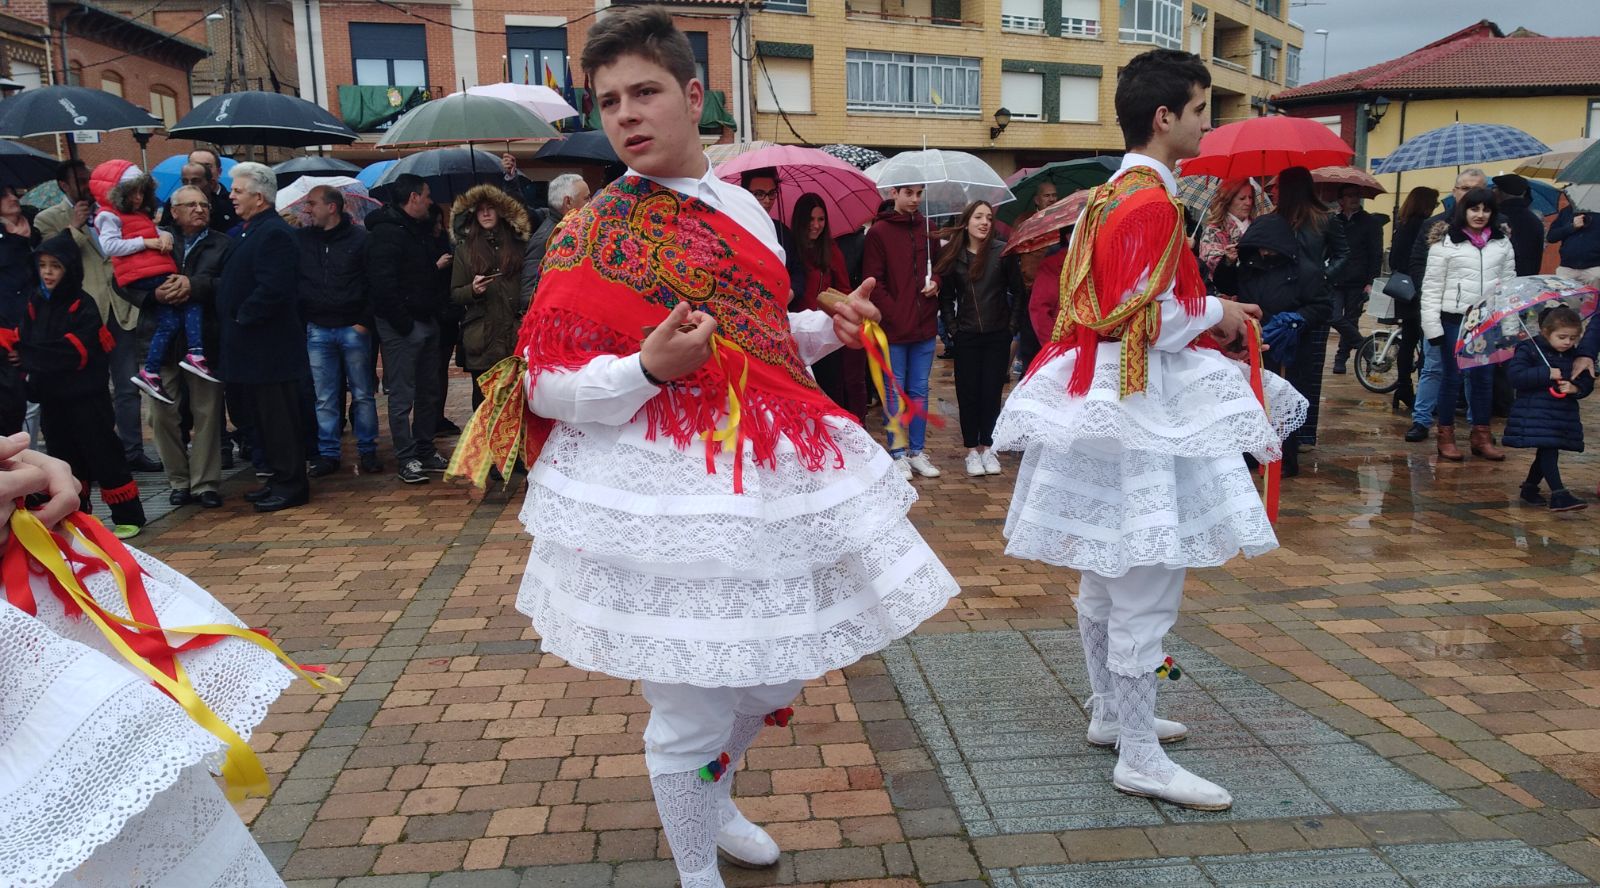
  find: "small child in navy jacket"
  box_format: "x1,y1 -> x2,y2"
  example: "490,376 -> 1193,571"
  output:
1503,305 -> 1593,512
17,232 -> 147,537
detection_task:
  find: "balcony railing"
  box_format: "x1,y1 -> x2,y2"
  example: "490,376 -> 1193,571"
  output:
845,99 -> 981,116
1060,17 -> 1100,37
1211,57 -> 1247,73
1000,14 -> 1046,33
844,3 -> 981,28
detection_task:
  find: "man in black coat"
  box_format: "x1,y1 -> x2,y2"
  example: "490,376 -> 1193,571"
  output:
364,173 -> 453,484
216,162 -> 311,512
148,185 -> 231,508
1330,186 -> 1385,374
1494,174 -> 1547,276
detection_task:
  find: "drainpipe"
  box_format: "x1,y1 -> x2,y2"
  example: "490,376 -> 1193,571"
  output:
303,0 -> 320,108
1390,97 -> 1408,220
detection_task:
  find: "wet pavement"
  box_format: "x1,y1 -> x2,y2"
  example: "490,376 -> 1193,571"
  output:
128,354 -> 1600,886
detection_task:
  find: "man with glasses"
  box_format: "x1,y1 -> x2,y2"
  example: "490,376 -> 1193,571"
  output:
740,167 -> 793,260
145,185 -> 231,508
166,152 -> 239,233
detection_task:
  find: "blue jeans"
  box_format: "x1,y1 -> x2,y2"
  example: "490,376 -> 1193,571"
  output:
882,337 -> 936,457
144,294 -> 199,374
1414,314 -> 1491,428
306,323 -> 378,460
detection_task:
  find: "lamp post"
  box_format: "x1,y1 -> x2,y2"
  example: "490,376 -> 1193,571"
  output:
1314,29 -> 1330,80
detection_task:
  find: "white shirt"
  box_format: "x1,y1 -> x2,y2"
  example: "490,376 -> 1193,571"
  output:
1112,153 -> 1224,352
526,161 -> 839,427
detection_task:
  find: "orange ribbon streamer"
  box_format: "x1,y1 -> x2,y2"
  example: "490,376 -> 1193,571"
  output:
1243,319 -> 1281,524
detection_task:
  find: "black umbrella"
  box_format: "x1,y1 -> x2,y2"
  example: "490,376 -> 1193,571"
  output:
273,155 -> 362,187
0,140 -> 62,191
168,91 -> 357,148
373,147 -> 506,204
534,131 -> 619,165
0,85 -> 159,138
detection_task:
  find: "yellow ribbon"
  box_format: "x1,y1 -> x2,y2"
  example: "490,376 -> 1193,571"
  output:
860,318 -> 910,452
446,355 -> 530,489
10,510 -> 340,800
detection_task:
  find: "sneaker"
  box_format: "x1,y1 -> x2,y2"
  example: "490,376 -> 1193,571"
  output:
1520,483 -> 1547,506
130,369 -> 174,404
982,449 -> 1002,475
307,458 -> 341,478
111,524 -> 141,540
398,459 -> 429,484
179,353 -> 219,383
907,453 -> 941,478
1549,489 -> 1588,512
894,456 -> 913,479
965,450 -> 985,476
416,453 -> 449,473
359,453 -> 383,474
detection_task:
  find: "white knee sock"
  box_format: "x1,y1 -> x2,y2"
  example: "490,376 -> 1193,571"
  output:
650,770 -> 726,888
1078,615 -> 1112,720
1111,672 -> 1176,782
715,711 -> 769,827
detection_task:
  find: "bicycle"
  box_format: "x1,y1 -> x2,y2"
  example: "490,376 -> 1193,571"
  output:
1354,316 -> 1424,395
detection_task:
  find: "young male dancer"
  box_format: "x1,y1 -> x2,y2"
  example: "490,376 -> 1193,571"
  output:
993,49 -> 1305,811
488,8 -> 958,886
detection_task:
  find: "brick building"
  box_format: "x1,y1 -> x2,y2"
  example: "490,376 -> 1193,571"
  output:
103,0 -> 300,105
294,0 -> 745,165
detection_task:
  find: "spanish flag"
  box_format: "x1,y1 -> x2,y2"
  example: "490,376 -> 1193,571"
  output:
544,61 -> 560,91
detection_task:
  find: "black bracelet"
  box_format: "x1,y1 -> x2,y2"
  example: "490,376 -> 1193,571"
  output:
639,357 -> 668,387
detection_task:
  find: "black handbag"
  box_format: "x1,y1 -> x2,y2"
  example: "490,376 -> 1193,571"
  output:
1383,271 -> 1416,303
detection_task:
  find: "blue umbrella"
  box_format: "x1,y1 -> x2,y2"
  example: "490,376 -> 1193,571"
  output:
151,153 -> 236,201
357,159 -> 395,190
1373,124 -> 1548,175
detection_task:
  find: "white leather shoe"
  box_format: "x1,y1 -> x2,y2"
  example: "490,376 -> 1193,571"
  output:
965,450 -> 986,476
908,453 -> 942,477
1113,760 -> 1232,811
1086,715 -> 1188,747
716,804 -> 780,868
981,449 -> 1002,475
894,456 -> 913,479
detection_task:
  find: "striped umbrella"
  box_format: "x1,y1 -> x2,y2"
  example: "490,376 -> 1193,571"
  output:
1372,123 -> 1548,175
1513,138 -> 1595,180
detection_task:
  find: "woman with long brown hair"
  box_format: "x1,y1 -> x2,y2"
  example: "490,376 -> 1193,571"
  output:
449,184 -> 530,408
1390,186 -> 1439,418
787,193 -> 867,419
935,200 -> 1020,477
1197,179 -> 1258,292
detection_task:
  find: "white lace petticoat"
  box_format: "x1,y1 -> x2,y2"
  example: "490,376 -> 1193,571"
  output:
0,546 -> 293,887
518,420 -> 959,687
992,342 -> 1307,462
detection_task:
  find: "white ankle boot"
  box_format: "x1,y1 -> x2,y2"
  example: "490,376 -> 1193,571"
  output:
1113,760 -> 1233,811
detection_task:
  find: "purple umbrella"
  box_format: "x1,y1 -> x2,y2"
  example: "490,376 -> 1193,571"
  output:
714,145 -> 881,239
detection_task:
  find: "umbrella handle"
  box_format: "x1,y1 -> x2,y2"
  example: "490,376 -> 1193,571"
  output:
1550,386 -> 1570,399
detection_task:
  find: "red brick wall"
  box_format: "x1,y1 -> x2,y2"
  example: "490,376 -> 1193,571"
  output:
59,23 -> 198,170
316,0 -> 460,122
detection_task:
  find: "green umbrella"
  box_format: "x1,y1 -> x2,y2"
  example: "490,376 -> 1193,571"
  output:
997,156 -> 1120,224
1559,139 -> 1600,185
376,93 -> 559,148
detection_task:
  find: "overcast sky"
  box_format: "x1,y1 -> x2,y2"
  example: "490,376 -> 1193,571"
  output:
1287,0 -> 1591,80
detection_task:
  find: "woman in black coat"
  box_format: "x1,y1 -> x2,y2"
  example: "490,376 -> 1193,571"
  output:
1503,308 -> 1591,511
1388,187 -> 1439,415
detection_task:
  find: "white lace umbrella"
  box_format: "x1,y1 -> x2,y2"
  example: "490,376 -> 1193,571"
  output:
866,148 -> 1014,218
276,176 -> 382,225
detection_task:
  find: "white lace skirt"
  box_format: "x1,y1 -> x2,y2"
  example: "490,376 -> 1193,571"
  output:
518,420 -> 959,687
994,344 -> 1305,577
0,545 -> 292,887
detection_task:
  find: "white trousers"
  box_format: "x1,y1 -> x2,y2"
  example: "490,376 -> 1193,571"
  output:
641,680 -> 808,777
1076,565 -> 1185,677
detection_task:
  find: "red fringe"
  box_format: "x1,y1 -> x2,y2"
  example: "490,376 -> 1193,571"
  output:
520,308 -> 847,475
102,481 -> 140,505
1065,327 -> 1101,397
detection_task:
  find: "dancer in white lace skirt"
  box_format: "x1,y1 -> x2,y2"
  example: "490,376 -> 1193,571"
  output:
0,437 -> 299,887
994,50 -> 1306,811
448,11 -> 957,888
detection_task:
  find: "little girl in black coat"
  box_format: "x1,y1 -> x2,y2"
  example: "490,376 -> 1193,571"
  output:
1503,306 -> 1592,511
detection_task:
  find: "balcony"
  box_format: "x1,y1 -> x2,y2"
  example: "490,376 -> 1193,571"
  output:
845,0 -> 983,29
1060,17 -> 1101,38
1000,13 -> 1046,33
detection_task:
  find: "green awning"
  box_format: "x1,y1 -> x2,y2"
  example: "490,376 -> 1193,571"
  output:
338,85 -> 427,132
568,87 -> 736,134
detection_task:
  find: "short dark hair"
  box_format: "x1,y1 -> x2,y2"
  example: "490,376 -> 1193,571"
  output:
581,5 -> 697,87
1448,187 -> 1502,242
740,167 -> 779,189
391,173 -> 428,205
1541,304 -> 1582,336
309,184 -> 345,212
53,159 -> 87,182
1115,49 -> 1211,150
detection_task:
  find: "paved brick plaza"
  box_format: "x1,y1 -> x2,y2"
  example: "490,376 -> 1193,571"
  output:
131,357 -> 1600,887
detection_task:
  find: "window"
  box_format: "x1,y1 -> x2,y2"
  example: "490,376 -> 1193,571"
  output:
686,31 -> 709,85
68,61 -> 83,87
350,22 -> 427,87
1587,100 -> 1600,138
149,86 -> 179,127
1000,72 -> 1043,121
9,61 -> 42,91
1285,45 -> 1301,88
845,50 -> 981,115
1119,0 -> 1182,49
1059,74 -> 1100,122
1060,0 -> 1101,37
1000,0 -> 1045,33
507,25 -> 566,87
100,71 -> 123,97
765,0 -> 808,11
1254,37 -> 1279,81
757,57 -> 812,113
1255,0 -> 1280,16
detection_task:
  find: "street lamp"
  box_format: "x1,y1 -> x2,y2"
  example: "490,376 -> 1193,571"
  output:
990,107 -> 1012,140
1365,95 -> 1390,132
1313,28 -> 1330,80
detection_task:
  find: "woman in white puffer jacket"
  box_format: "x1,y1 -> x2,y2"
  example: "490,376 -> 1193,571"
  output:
1419,187 -> 1517,462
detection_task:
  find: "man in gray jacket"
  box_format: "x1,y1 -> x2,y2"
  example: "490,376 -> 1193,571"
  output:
520,173 -> 590,305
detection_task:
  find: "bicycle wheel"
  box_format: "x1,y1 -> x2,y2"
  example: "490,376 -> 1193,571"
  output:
1355,333 -> 1400,394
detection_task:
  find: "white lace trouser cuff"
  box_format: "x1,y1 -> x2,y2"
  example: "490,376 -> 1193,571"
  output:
1076,566 -> 1185,678
640,680 -> 808,777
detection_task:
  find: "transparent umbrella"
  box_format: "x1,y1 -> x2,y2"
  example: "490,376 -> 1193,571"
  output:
867,148 -> 1013,218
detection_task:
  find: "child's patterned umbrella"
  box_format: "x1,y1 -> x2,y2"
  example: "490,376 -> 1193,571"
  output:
1456,276 -> 1600,369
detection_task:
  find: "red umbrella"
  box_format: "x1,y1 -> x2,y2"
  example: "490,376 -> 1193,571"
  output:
1311,165 -> 1385,199
1179,116 -> 1354,180
715,145 -> 881,239
1002,189 -> 1092,256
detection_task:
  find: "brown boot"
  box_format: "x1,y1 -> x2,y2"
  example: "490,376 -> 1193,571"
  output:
1437,425 -> 1464,461
1470,425 -> 1506,461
